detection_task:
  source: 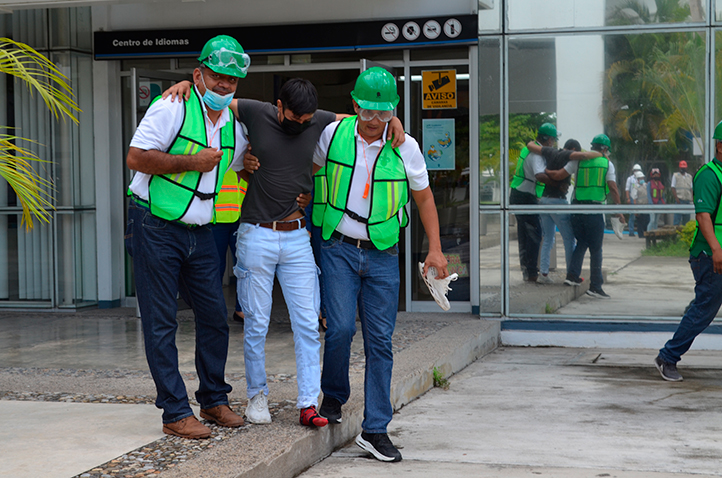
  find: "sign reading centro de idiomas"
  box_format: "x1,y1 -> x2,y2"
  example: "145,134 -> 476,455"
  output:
93,15 -> 477,60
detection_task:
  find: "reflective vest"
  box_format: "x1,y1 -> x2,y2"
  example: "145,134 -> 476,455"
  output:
574,156 -> 609,202
312,117 -> 409,250
691,161 -> 722,250
128,88 -> 237,222
649,179 -> 665,204
674,172 -> 693,201
214,170 -> 247,223
510,145 -> 544,198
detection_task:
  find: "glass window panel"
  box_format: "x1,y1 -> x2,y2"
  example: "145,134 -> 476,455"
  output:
0,214 -> 52,305
479,37 -> 501,205
56,211 -> 97,307
479,212 -> 501,315
478,0 -> 501,33
508,0 -> 706,31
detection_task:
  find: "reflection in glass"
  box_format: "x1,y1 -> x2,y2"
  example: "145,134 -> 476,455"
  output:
508,0 -> 705,31
479,213 -> 501,315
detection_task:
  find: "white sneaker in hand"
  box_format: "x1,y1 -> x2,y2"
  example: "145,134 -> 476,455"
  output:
418,262 -> 458,311
610,217 -> 624,240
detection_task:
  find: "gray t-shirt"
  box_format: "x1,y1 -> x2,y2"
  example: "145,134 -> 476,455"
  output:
236,99 -> 336,223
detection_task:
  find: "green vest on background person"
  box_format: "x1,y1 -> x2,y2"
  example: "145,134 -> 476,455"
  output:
574,156 -> 610,203
510,145 -> 544,198
312,116 -> 409,250
214,170 -> 247,223
690,160 -> 722,251
128,88 -> 238,222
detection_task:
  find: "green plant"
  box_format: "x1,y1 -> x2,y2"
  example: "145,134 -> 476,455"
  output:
641,237 -> 689,257
545,302 -> 555,314
677,219 -> 697,247
432,367 -> 449,390
1,37 -> 80,229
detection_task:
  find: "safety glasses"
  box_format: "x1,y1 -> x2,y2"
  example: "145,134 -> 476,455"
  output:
202,47 -> 251,75
358,108 -> 393,123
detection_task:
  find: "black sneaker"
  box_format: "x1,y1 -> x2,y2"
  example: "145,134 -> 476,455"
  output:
356,432 -> 402,462
318,396 -> 343,424
586,288 -> 611,299
564,276 -> 583,286
654,355 -> 683,382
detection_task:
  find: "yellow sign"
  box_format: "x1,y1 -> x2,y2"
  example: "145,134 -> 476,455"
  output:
422,70 -> 457,109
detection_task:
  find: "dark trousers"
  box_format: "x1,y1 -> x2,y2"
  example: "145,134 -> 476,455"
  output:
510,188 -> 541,278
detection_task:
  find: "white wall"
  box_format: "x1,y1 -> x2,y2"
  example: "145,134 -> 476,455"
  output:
99,0 -> 476,31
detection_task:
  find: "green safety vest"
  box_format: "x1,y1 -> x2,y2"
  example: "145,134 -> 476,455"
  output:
510,145 -> 544,198
128,88 -> 237,222
214,170 -> 247,223
312,117 -> 409,250
574,156 -> 610,202
690,161 -> 722,250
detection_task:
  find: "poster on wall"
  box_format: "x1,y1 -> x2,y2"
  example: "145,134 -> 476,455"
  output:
422,118 -> 455,171
422,69 -> 457,109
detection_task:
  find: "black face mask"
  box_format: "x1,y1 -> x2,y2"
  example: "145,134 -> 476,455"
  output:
281,116 -> 312,135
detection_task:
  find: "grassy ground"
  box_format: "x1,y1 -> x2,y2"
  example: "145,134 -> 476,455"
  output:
641,238 -> 690,257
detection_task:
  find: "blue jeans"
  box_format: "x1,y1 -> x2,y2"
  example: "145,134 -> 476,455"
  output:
510,189 -> 541,278
659,253 -> 722,364
127,201 -> 231,423
539,197 -> 575,275
674,199 -> 692,226
568,213 -> 605,290
627,208 -> 636,234
210,221 -> 242,313
320,236 -> 400,433
234,222 -> 321,408
647,212 -> 658,231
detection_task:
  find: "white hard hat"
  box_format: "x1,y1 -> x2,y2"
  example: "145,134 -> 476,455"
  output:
632,164 -> 642,171
634,171 -> 645,179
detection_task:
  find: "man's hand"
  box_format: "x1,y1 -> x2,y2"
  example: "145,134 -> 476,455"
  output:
712,249 -> 722,274
617,213 -> 626,224
194,148 -> 223,172
244,147 -> 260,174
387,117 -> 406,149
297,192 -> 312,209
162,80 -> 192,102
422,250 -> 449,279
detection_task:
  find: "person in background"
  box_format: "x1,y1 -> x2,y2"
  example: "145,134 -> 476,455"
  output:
625,164 -> 643,237
655,121 -> 722,382
646,168 -> 665,232
210,171 -> 247,324
672,160 -> 694,226
631,170 -> 649,237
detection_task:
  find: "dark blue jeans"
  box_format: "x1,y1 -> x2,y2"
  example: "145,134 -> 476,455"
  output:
568,213 -> 605,289
320,236 -> 400,433
659,253 -> 722,364
210,220 -> 242,313
510,189 -> 541,278
127,201 -> 232,423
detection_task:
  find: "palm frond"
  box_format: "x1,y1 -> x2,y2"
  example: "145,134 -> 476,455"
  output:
0,134 -> 55,230
0,38 -> 80,123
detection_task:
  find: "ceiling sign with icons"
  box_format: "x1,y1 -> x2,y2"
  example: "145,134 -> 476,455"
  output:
95,15 -> 477,60
422,70 -> 457,110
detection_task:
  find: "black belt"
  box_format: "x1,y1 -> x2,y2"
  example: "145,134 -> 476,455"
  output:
331,231 -> 377,250
257,218 -> 306,231
129,196 -> 199,229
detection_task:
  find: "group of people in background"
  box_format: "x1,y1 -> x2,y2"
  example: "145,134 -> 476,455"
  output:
624,159 -> 692,237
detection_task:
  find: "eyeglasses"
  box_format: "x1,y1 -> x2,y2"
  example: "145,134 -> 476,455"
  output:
202,47 -> 251,75
358,108 -> 393,123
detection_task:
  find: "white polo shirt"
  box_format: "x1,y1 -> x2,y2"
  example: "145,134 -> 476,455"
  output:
128,86 -> 248,225
313,120 -> 429,241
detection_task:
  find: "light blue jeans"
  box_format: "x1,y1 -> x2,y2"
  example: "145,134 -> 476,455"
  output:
234,222 -> 321,409
539,196 -> 576,275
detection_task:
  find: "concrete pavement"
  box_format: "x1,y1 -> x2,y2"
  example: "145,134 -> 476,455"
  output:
300,347 -> 722,478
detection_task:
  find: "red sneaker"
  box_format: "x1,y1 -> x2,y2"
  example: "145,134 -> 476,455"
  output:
300,406 -> 328,428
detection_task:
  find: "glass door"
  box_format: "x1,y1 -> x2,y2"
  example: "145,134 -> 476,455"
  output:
121,69 -> 190,299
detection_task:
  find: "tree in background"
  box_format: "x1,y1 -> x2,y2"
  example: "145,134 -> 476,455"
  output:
0,37 -> 80,229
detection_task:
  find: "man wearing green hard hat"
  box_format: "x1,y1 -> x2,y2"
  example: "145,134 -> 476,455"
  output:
655,120 -> 722,382
546,133 -> 623,299
312,67 -> 451,462
125,35 -> 249,439
509,122 -> 559,283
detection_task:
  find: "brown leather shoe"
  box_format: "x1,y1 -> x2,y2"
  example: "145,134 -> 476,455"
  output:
200,404 -> 245,427
162,416 -> 211,439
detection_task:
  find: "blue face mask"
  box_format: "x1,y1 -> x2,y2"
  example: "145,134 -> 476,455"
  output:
200,75 -> 234,111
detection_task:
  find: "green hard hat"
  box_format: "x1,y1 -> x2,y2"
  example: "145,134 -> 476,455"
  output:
714,120 -> 722,140
591,133 -> 611,149
198,35 -> 250,78
538,123 -> 559,139
351,67 -> 400,111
